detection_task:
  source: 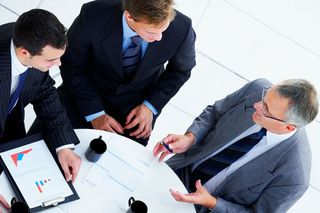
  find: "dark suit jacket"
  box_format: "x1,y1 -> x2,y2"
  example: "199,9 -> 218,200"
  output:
60,1 -> 196,119
167,79 -> 311,213
0,23 -> 79,148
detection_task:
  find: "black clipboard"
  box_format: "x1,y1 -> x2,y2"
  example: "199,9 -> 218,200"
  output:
0,133 -> 79,212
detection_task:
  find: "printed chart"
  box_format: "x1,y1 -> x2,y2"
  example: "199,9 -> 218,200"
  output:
0,140 -> 73,208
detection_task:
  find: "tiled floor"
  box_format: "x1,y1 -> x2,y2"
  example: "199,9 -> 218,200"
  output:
1,0 -> 319,212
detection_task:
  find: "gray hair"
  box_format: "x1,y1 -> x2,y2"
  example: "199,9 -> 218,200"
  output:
275,79 -> 319,127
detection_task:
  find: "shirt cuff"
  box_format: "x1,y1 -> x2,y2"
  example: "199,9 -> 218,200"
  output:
143,100 -> 158,115
55,144 -> 75,153
85,110 -> 106,122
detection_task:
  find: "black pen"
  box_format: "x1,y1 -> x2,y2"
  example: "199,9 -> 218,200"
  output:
161,140 -> 173,153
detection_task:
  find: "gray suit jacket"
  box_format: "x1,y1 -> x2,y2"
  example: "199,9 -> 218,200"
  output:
167,79 -> 311,213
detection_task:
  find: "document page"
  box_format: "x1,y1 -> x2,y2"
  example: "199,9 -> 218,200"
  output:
82,150 -> 150,209
0,140 -> 73,208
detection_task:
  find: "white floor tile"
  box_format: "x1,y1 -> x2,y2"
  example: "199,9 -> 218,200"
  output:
147,104 -> 194,152
24,104 -> 36,131
49,66 -> 62,87
174,0 -> 211,29
39,0 -> 92,28
0,6 -> 18,25
0,0 -> 41,15
288,185 -> 320,213
196,0 -> 320,95
170,52 -> 247,117
225,0 -> 320,57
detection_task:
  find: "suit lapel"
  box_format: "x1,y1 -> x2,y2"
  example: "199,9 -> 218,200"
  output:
130,36 -> 168,83
193,100 -> 256,157
101,8 -> 123,76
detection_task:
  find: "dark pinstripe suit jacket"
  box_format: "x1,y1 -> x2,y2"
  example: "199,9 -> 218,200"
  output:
0,23 -> 79,148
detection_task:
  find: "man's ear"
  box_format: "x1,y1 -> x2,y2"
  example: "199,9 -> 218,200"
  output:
286,124 -> 296,132
124,10 -> 134,22
16,47 -> 30,57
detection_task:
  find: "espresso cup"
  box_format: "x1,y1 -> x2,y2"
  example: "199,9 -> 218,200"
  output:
85,136 -> 107,162
9,197 -> 30,213
127,197 -> 148,213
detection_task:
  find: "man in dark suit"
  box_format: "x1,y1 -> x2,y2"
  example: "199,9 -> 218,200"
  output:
153,79 -> 318,212
0,9 -> 81,210
57,0 -> 196,145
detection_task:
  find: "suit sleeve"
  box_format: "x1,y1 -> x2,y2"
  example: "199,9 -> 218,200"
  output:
145,17 -> 196,112
60,4 -> 105,117
31,72 -> 79,149
188,79 -> 272,143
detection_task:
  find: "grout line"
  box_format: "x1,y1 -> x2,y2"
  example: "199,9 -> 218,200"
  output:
194,0 -> 213,30
0,3 -> 20,16
168,103 -> 196,119
196,49 -> 250,82
309,184 -> 320,193
222,0 -> 320,59
36,0 -> 44,8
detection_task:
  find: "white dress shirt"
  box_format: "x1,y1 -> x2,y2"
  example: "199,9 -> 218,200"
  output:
10,40 -> 28,95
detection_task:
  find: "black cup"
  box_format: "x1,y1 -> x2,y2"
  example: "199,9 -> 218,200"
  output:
127,197 -> 148,213
85,136 -> 107,162
9,198 -> 30,213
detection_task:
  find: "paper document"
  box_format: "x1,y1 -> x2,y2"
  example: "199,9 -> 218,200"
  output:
82,149 -> 151,208
0,140 -> 73,208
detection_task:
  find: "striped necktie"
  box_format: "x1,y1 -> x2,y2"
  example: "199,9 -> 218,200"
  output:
7,69 -> 29,114
122,36 -> 143,80
190,128 -> 267,186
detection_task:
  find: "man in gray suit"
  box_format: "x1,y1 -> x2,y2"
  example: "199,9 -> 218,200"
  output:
153,78 -> 318,212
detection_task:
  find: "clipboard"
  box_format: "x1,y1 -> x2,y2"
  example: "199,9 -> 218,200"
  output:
0,133 -> 79,212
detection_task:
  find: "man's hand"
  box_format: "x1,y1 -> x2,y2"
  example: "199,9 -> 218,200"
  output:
124,104 -> 153,139
57,149 -> 81,183
0,194 -> 10,212
170,180 -> 217,209
153,132 -> 195,161
91,114 -> 124,134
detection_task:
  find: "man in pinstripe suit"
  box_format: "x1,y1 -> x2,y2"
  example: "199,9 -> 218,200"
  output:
0,9 -> 81,210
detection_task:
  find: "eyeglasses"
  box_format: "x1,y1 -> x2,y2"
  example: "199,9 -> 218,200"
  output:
261,87 -> 286,123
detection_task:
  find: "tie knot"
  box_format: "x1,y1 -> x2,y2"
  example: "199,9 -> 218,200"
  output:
257,128 -> 267,139
131,36 -> 143,46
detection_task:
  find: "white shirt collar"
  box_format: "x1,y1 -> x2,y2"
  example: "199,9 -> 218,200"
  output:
10,40 -> 29,77
122,13 -> 137,39
266,128 -> 297,145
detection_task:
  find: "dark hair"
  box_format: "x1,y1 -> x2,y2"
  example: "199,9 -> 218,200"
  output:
122,0 -> 175,24
12,9 -> 67,56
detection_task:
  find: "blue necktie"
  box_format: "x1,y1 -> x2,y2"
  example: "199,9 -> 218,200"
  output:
7,69 -> 29,114
191,128 -> 267,185
122,36 -> 143,79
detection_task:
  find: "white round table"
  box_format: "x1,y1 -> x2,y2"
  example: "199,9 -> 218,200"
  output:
0,129 -> 196,213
